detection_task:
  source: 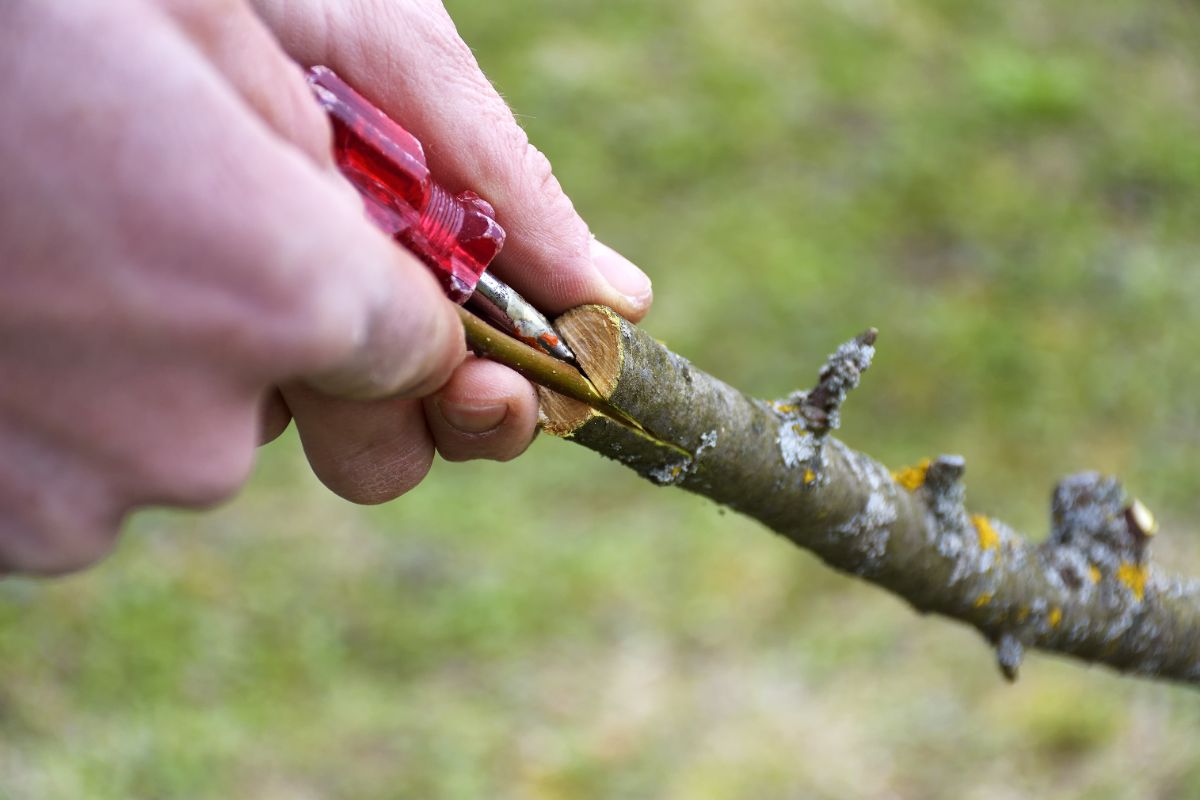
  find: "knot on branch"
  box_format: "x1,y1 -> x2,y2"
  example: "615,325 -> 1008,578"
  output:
925,454 -> 969,530
995,632 -> 1024,682
1043,472 -> 1158,601
784,329 -> 877,435
891,454 -> 971,537
774,329 -> 876,475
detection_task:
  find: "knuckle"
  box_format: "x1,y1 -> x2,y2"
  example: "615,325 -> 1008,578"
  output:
520,140 -> 563,201
418,2 -> 485,73
290,293 -> 368,375
300,277 -> 463,401
395,304 -> 463,398
174,222 -> 374,381
173,441 -> 256,508
0,496 -> 123,576
508,138 -> 589,252
473,88 -> 577,217
129,408 -> 259,509
258,259 -> 374,377
159,0 -> 247,49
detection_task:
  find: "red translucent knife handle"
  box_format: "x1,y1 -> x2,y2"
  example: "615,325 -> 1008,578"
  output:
307,65 -> 505,303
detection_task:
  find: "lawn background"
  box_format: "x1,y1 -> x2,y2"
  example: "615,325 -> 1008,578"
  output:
3,0 -> 1200,797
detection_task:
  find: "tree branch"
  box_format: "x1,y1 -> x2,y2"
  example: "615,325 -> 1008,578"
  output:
534,305 -> 1200,685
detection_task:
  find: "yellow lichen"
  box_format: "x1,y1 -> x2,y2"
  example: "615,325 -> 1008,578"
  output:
1087,565 -> 1101,584
1016,606 -> 1030,622
974,592 -> 993,608
972,514 -> 999,551
1048,608 -> 1062,628
803,468 -> 816,485
892,458 -> 931,491
1117,562 -> 1148,602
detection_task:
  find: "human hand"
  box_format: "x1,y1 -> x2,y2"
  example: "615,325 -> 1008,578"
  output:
0,0 -> 649,574
251,0 -> 654,495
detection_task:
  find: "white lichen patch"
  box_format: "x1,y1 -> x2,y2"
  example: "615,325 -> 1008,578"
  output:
648,458 -> 690,486
1042,546 -> 1098,603
648,430 -> 717,486
1100,604 -> 1139,645
935,521 -> 965,564
943,515 -> 1019,587
831,463 -> 897,574
778,422 -> 816,469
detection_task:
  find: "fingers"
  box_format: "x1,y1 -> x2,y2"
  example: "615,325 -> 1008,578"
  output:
0,420 -> 126,576
201,81 -> 467,403
280,355 -> 539,505
139,8 -> 469,400
159,0 -> 338,174
282,383 -> 437,504
250,0 -> 654,321
295,263 -> 466,401
0,505 -> 125,577
154,0 -> 470,402
422,356 -> 539,462
0,0 -> 496,575
259,388 -> 292,444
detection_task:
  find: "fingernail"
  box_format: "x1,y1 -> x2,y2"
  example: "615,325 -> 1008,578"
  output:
437,400 -> 509,434
591,238 -> 653,308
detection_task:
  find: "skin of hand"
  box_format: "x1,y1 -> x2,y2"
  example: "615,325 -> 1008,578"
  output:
0,0 -> 652,575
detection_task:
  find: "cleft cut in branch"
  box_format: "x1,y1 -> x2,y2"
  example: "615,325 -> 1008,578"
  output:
535,305 -> 1200,685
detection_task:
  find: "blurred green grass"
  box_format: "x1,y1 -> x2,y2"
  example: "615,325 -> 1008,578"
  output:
4,0 -> 1200,797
